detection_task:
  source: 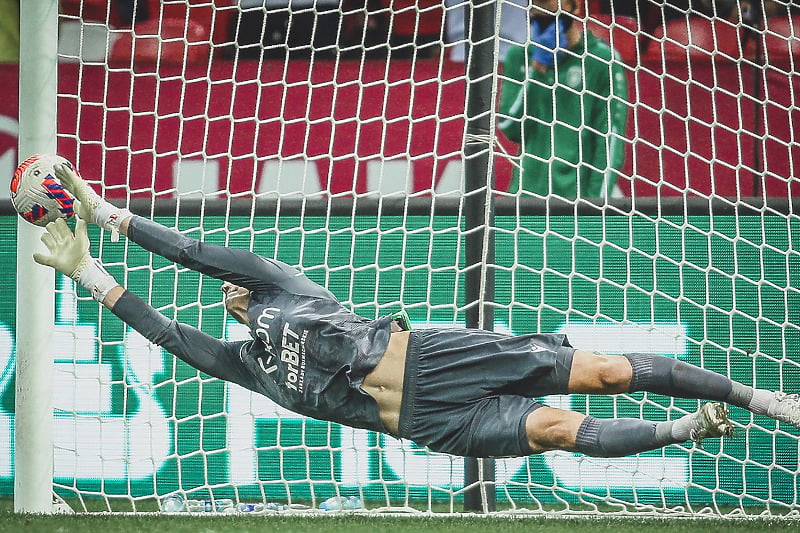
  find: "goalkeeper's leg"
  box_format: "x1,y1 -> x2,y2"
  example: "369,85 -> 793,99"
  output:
568,350 -> 800,431
54,163 -> 132,241
524,402 -> 733,457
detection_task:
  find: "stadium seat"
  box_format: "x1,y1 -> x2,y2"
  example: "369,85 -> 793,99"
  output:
109,18 -> 211,66
647,17 -> 747,61
60,0 -> 124,27
585,15 -> 640,64
585,0 -> 603,17
760,16 -> 800,63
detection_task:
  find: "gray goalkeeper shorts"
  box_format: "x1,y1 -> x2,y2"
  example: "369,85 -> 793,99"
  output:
397,328 -> 574,458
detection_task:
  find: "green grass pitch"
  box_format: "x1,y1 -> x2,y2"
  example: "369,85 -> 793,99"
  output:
1,511 -> 798,533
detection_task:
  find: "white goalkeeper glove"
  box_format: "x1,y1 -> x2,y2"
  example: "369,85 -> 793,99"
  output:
54,163 -> 132,242
32,218 -> 119,304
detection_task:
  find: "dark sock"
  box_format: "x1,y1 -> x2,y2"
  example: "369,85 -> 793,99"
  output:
623,353 -> 734,401
574,416 -> 676,457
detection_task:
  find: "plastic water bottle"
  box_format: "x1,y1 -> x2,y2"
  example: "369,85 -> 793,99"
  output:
203,498 -> 234,512
235,502 -> 286,513
183,498 -> 234,513
161,494 -> 185,513
237,503 -> 263,513
264,502 -> 286,511
183,499 -> 205,513
319,495 -> 362,511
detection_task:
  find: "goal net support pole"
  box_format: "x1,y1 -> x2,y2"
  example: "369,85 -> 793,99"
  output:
14,0 -> 59,514
462,0 -> 499,513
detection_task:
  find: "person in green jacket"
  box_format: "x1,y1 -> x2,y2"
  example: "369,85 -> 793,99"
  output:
498,0 -> 629,198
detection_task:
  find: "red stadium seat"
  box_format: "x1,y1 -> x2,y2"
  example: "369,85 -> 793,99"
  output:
385,0 -> 444,45
647,17 -> 747,61
585,15 -> 640,64
110,18 -> 211,66
585,0 -> 602,17
60,0 -> 124,27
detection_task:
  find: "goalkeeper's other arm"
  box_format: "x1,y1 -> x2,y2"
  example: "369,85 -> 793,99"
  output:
32,217 -> 123,307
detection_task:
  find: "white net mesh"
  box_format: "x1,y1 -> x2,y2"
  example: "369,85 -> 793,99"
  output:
4,0 -> 800,517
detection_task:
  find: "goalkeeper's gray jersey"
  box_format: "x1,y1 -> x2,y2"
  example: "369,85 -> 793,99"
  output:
111,217 -> 393,433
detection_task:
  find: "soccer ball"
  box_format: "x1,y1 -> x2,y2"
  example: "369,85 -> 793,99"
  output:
10,154 -> 76,227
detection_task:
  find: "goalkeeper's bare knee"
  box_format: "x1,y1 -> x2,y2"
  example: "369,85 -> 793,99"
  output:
567,351 -> 633,394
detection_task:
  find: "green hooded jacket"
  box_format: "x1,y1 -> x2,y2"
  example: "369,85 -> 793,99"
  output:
498,31 -> 629,198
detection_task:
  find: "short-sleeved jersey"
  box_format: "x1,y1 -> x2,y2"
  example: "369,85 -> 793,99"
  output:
111,217 -> 393,433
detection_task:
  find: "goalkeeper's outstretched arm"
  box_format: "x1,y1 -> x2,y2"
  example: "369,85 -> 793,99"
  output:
54,163 -> 303,294
32,217 -> 120,305
54,163 -> 134,241
32,218 -> 252,385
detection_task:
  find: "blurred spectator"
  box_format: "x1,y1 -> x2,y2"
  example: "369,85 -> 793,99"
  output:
445,0 -> 529,62
0,0 -> 19,63
497,0 -> 629,198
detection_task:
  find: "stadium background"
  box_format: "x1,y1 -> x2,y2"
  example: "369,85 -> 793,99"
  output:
0,55 -> 798,199
2,0 -> 800,516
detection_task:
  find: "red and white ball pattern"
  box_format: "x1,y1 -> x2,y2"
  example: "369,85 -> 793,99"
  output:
10,154 -> 76,227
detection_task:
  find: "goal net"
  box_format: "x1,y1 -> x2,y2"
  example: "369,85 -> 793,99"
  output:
3,0 -> 800,517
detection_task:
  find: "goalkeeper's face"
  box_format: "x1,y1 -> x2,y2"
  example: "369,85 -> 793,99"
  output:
222,282 -> 252,326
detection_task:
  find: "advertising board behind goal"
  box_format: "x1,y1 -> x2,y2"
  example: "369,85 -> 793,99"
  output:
0,214 -> 797,510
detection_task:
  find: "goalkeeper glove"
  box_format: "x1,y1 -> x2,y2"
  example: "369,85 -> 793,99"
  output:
33,218 -> 119,304
529,18 -> 566,69
54,163 -> 132,242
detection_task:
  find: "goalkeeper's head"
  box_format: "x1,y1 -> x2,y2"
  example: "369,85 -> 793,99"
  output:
222,282 -> 251,326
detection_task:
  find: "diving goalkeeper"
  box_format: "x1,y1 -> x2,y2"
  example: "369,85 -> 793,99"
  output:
32,164 -> 800,458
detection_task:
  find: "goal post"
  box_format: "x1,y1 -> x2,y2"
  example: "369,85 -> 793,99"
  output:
14,0 -> 59,515
4,0 -> 800,518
